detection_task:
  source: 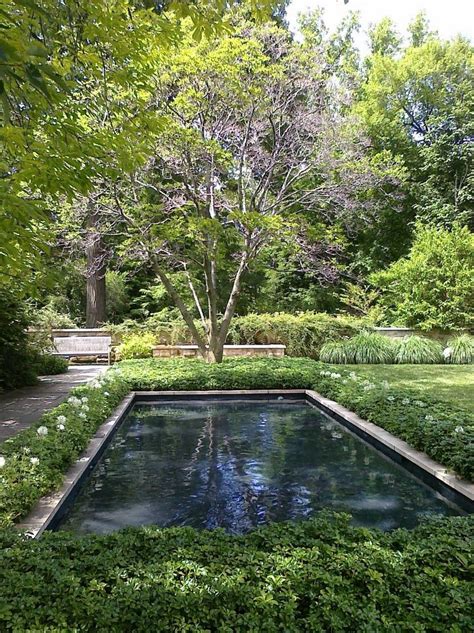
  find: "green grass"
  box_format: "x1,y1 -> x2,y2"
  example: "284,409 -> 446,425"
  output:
334,364 -> 474,410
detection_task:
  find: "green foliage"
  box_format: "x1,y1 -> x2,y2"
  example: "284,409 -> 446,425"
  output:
348,332 -> 396,364
228,312 -> 368,358
0,370 -> 129,525
0,289 -> 38,391
394,336 -> 443,364
324,331 -> 396,364
30,301 -> 78,330
117,333 -> 156,359
445,335 -> 474,365
319,341 -> 352,364
372,224 -> 474,330
0,514 -> 472,631
31,353 -> 68,376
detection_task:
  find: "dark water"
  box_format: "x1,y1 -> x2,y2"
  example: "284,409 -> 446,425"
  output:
58,401 -> 462,534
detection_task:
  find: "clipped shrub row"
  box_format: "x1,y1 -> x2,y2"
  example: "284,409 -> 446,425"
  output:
1,357 -> 472,528
0,513 -> 472,631
320,333 -> 474,365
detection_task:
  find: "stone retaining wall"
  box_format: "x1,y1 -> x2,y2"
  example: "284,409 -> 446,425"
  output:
152,344 -> 286,359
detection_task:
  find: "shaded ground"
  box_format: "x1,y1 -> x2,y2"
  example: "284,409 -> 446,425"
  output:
0,365 -> 106,443
334,364 -> 473,410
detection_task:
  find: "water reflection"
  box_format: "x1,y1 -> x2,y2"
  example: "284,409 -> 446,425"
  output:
58,401 -> 462,535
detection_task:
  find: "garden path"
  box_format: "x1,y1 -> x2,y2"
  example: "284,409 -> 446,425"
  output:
0,366 -> 106,443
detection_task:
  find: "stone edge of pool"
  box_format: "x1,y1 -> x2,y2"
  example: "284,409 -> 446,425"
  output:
17,390 -> 474,538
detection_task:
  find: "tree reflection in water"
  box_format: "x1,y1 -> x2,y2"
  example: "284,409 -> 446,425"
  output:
58,401 -> 462,535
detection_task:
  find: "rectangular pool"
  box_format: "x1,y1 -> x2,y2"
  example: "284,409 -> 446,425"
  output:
57,400 -> 463,534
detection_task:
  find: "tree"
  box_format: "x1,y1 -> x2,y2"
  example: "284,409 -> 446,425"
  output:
111,22 -> 393,361
357,27 -> 474,231
0,0 -> 277,290
371,224 -> 474,331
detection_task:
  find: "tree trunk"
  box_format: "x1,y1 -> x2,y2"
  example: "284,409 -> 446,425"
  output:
85,200 -> 107,328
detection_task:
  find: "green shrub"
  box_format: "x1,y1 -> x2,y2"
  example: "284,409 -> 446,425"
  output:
444,334 -> 474,364
0,514 -> 472,631
228,312 -> 369,358
347,331 -> 396,364
394,336 -> 443,364
0,289 -> 38,391
319,341 -> 352,364
117,332 -> 156,359
371,223 -> 474,330
31,353 -> 69,376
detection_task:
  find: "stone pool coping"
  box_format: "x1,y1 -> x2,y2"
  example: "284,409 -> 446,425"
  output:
17,389 -> 474,537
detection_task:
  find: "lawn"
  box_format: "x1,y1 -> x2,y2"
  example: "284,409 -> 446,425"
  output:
335,364 -> 474,410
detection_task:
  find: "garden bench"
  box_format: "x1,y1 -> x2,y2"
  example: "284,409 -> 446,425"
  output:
51,335 -> 113,365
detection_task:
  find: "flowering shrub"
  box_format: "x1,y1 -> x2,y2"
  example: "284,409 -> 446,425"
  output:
0,513 -> 472,630
0,357 -> 472,528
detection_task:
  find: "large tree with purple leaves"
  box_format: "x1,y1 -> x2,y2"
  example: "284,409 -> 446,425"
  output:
118,21 -> 395,361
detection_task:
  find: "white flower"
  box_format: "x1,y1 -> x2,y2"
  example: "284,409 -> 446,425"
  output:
0,456 -> 5,468
363,383 -> 375,391
414,400 -> 426,407
57,423 -> 65,431
79,412 -> 87,419
381,381 -> 390,390
81,397 -> 89,404
349,372 -> 358,381
81,404 -> 89,412
402,398 -> 410,405
30,457 -> 39,465
330,373 -> 341,379
37,426 -> 48,437
425,415 -> 434,422
57,415 -> 67,425
443,347 -> 452,359
455,426 -> 464,434
104,391 -> 110,397
342,379 -> 348,384
387,396 -> 395,402
68,396 -> 81,407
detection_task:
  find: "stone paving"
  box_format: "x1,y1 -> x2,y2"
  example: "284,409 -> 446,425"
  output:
0,365 -> 107,443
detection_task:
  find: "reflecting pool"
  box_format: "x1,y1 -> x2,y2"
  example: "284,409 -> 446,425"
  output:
58,401 -> 462,534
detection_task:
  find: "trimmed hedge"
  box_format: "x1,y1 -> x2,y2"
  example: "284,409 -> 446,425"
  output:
0,358 -> 472,528
0,513 -> 472,631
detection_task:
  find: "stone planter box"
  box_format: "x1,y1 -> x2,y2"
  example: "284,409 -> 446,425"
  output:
152,344 -> 286,359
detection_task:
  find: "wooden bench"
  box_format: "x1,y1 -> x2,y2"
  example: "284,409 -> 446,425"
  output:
52,335 -> 113,364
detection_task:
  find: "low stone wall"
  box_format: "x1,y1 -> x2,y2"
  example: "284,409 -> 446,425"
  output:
152,344 -> 286,359
374,327 -> 456,343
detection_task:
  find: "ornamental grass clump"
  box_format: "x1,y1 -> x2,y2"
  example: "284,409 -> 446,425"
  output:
319,341 -> 352,364
444,334 -> 474,364
394,336 -> 443,364
346,331 -> 396,364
